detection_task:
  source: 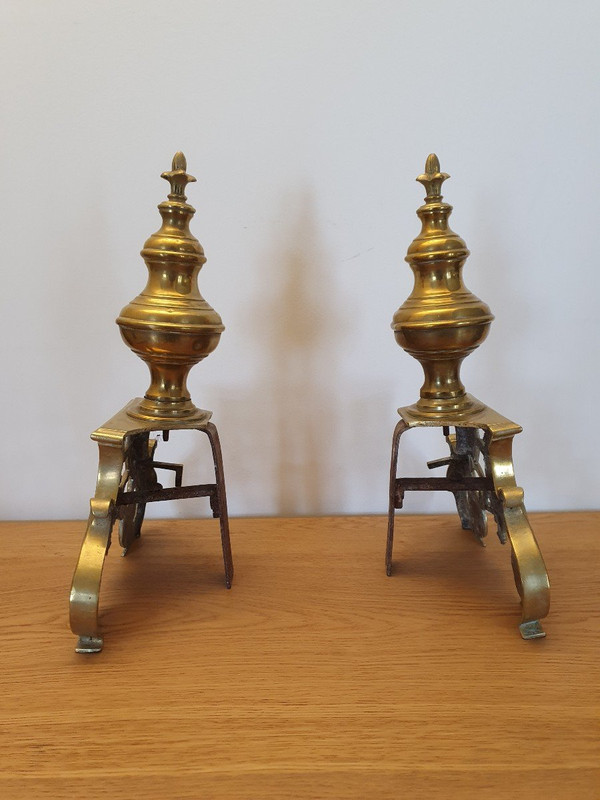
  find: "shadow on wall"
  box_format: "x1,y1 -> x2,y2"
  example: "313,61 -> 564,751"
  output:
465,192 -> 571,509
249,187 -> 347,515
462,191 -> 532,415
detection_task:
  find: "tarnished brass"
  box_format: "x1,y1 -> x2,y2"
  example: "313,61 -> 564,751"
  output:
70,154 -> 233,653
387,155 -> 550,639
392,153 -> 494,419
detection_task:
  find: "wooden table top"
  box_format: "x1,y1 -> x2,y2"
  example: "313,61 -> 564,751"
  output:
1,513 -> 598,799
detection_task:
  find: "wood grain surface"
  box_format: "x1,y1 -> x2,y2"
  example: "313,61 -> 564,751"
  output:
0,513 -> 598,799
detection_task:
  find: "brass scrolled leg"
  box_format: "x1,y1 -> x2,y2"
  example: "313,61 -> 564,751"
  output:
69,442 -> 125,653
202,422 -> 234,589
386,419 -> 410,576
487,435 -> 550,639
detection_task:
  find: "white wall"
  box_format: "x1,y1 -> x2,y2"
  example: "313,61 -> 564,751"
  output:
1,0 -> 598,520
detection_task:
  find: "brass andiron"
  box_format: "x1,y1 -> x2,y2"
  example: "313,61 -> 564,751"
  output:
69,153 -> 233,653
386,154 -> 550,639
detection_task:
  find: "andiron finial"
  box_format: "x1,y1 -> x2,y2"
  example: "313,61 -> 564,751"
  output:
416,152 -> 450,202
161,151 -> 197,202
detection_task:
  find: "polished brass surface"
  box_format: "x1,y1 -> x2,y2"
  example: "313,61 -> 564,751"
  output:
70,155 -> 233,653
117,151 -> 224,421
392,154 -> 494,419
386,157 -> 550,639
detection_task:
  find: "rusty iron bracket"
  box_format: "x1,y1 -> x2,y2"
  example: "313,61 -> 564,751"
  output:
117,482 -> 217,507
152,460 -> 184,487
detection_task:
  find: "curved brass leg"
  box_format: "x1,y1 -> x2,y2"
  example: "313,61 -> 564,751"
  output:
202,422 -> 234,589
386,419 -> 409,576
487,435 -> 550,639
69,442 -> 125,653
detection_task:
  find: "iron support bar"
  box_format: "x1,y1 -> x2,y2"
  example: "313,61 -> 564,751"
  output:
396,476 -> 493,493
117,483 -> 216,507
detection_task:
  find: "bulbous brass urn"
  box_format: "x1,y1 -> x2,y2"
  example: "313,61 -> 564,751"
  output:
392,154 -> 494,418
117,152 -> 224,421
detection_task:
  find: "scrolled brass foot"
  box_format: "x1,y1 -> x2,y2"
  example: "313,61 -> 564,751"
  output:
75,635 -> 104,653
488,436 -> 550,638
519,620 -> 545,640
69,442 -> 125,654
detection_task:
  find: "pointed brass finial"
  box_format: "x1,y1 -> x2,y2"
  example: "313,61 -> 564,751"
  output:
161,151 -> 197,202
416,153 -> 450,202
